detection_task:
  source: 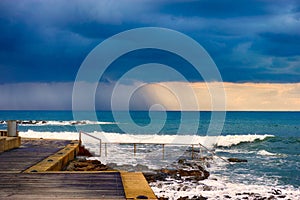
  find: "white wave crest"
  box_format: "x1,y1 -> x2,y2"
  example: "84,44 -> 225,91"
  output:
19,130 -> 273,148
215,134 -> 273,147
19,130 -> 79,140
257,150 -> 277,156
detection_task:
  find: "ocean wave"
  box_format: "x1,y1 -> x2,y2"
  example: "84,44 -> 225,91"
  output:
19,130 -> 80,140
0,120 -> 116,126
215,134 -> 273,147
257,150 -> 281,156
19,130 -> 273,148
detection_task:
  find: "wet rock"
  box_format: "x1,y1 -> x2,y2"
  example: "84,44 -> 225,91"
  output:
277,195 -> 286,198
191,196 -> 208,200
158,197 -> 168,200
144,172 -> 168,183
178,159 -> 186,164
228,158 -> 248,162
65,158 -> 111,171
77,146 -> 93,157
177,196 -> 189,200
271,189 -> 282,195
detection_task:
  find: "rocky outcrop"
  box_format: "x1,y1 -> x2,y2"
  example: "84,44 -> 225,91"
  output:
227,158 -> 248,162
77,146 -> 93,157
64,159 -> 112,171
144,159 -> 210,183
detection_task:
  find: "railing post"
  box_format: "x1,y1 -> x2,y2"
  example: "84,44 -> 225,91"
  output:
199,144 -> 202,159
99,139 -> 102,157
192,144 -> 194,159
162,144 -> 165,159
134,143 -> 136,156
79,132 -> 82,146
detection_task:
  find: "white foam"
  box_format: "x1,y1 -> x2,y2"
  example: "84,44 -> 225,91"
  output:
19,130 -> 273,147
19,130 -> 79,140
215,134 -> 273,147
150,177 -> 300,200
257,150 -> 277,156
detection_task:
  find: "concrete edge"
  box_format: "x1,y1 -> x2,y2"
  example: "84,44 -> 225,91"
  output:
0,136 -> 21,153
120,171 -> 157,200
24,140 -> 80,173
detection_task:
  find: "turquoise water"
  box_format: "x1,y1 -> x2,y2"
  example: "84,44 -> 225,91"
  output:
0,111 -> 299,188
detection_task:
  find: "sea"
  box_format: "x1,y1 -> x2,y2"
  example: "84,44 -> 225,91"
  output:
0,111 -> 299,199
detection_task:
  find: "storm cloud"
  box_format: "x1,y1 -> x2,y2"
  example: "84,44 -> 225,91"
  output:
0,0 -> 299,83
0,1 -> 299,110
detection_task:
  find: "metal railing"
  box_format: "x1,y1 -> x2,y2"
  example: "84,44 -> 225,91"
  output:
79,131 -> 102,156
78,132 -> 230,164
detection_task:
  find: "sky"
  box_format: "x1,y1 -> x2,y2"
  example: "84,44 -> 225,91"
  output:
0,0 -> 299,110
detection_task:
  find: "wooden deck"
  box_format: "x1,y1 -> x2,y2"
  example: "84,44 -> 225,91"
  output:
0,138 -> 156,199
0,172 -> 125,199
0,139 -> 70,173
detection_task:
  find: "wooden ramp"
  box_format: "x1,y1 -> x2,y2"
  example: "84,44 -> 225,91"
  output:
0,172 -> 125,199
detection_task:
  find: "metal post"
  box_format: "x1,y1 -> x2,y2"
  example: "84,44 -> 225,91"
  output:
199,144 -> 202,159
99,139 -> 102,157
134,143 -> 136,156
162,144 -> 165,159
192,144 -> 194,159
79,132 -> 82,145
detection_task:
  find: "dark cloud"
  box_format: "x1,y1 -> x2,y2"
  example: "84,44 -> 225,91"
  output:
0,0 -> 299,84
160,0 -> 272,19
252,32 -> 300,57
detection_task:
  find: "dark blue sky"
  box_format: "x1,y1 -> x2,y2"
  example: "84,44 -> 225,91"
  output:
0,0 -> 300,83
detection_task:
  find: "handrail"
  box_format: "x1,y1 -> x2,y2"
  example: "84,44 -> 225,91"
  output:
199,143 -> 231,165
79,131 -> 102,156
77,132 -> 229,164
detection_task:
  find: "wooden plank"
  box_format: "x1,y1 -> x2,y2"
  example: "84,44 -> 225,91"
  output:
0,139 -> 71,172
0,173 -> 125,199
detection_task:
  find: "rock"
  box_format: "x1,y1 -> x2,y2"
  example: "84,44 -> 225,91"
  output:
177,196 -> 189,200
271,189 -> 282,195
277,195 -> 286,198
196,196 -> 208,200
143,172 -> 168,182
158,197 -> 168,200
228,158 -> 248,162
65,158 -> 111,171
178,159 -> 186,164
77,146 -> 93,157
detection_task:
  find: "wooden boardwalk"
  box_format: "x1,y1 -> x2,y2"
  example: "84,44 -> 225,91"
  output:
0,172 -> 125,199
0,138 -> 156,199
0,139 -> 70,173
